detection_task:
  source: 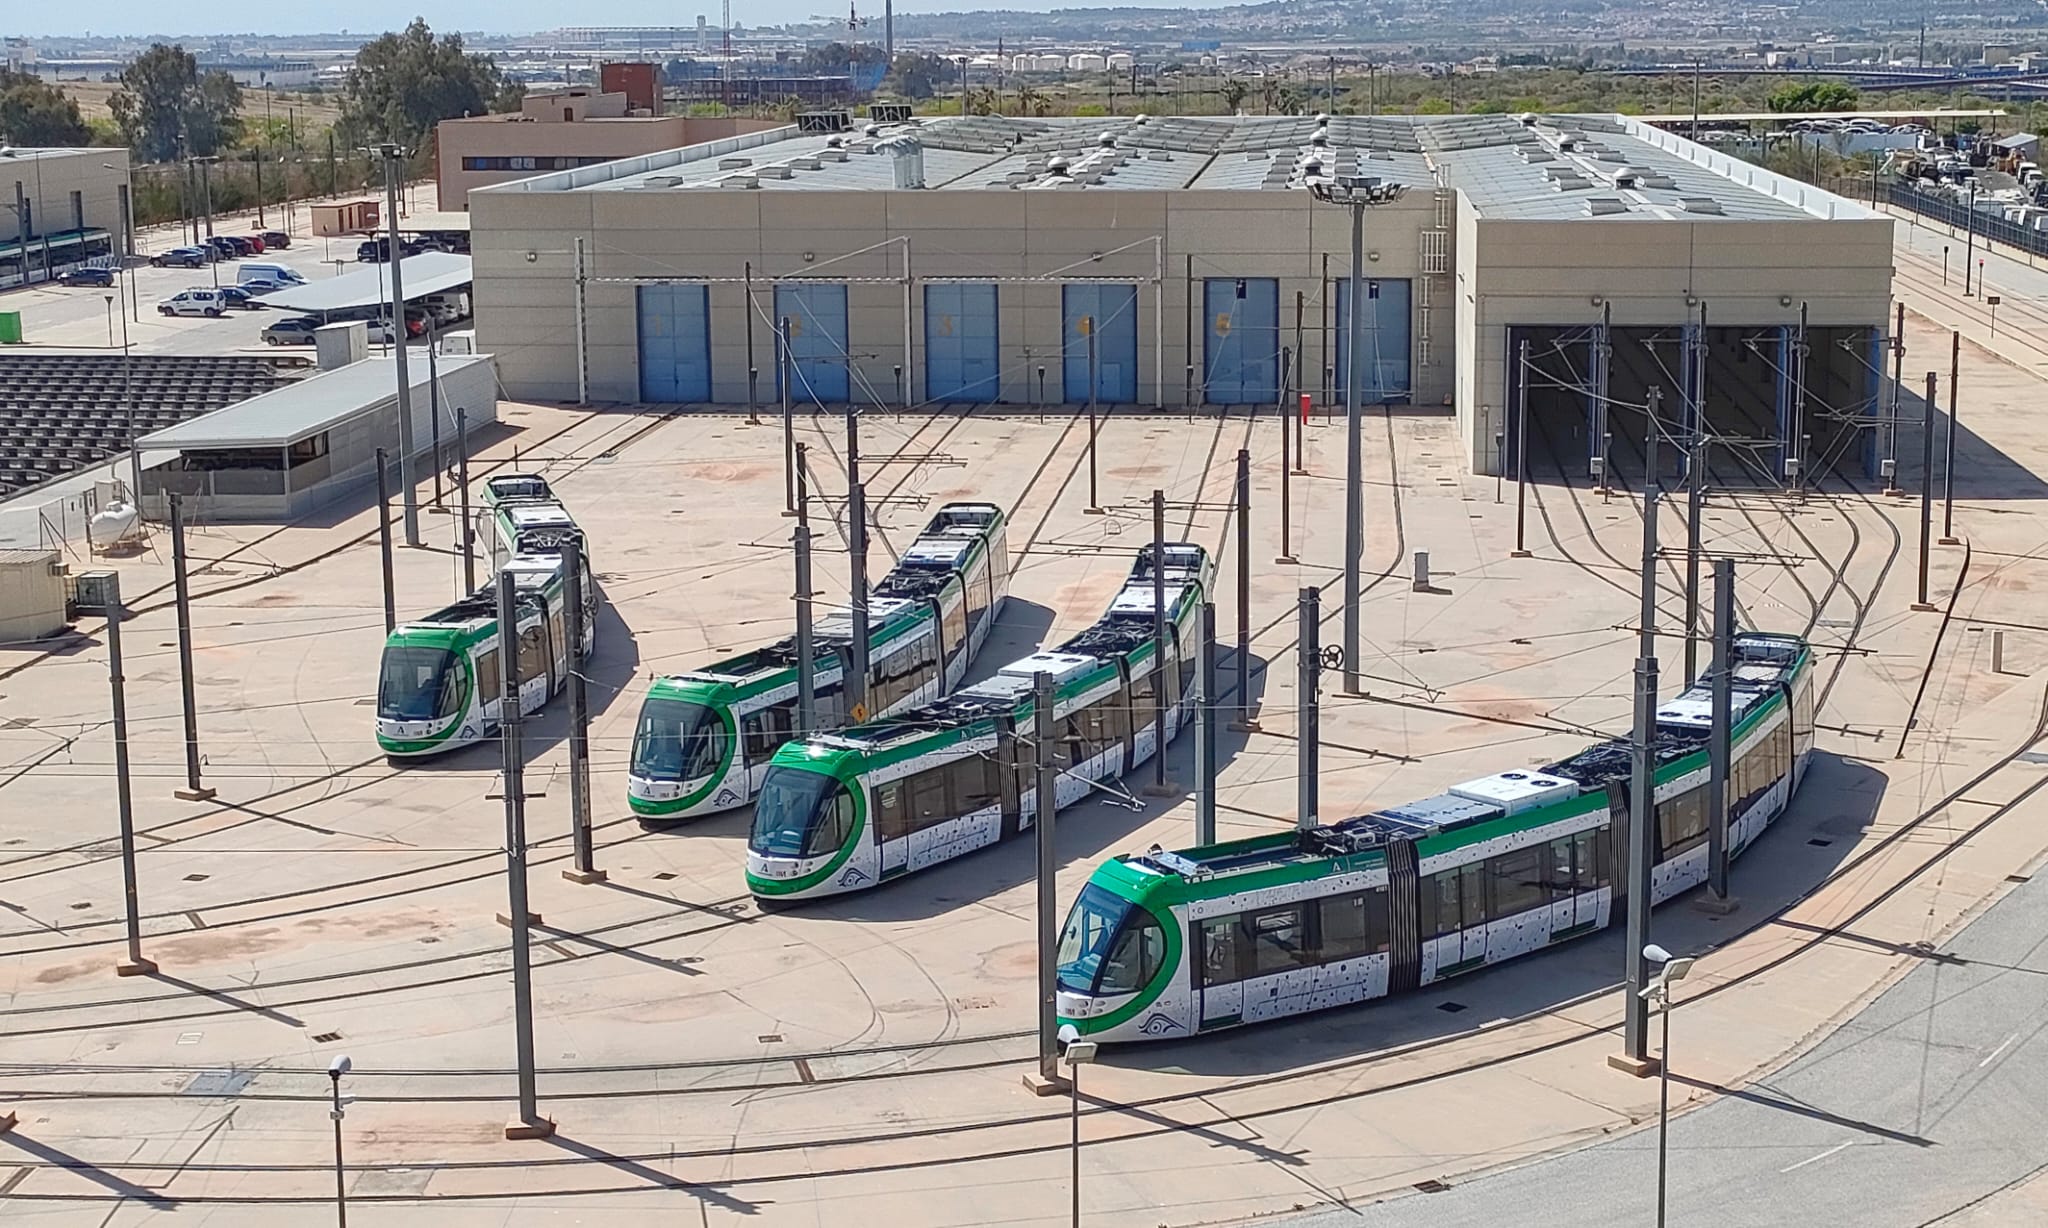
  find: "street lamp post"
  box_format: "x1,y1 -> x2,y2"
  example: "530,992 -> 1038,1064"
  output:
102,162 -> 138,322
1309,173 -> 1408,694
1641,944 -> 1696,1228
1057,1025 -> 1099,1228
327,1055 -> 353,1227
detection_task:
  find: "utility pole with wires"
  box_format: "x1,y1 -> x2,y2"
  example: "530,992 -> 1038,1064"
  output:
1196,600 -> 1218,845
1914,371 -> 1939,611
1296,586 -> 1321,833
495,571 -> 552,1139
1024,670 -> 1068,1095
1705,557 -> 1737,906
1613,386 -> 1663,1078
561,536 -> 603,885
1941,331 -> 1961,545
1144,490 -> 1176,798
168,494 -> 215,803
457,409 -> 474,594
373,143 -> 419,548
780,317 -> 797,516
1787,302 -> 1809,494
1884,301 -> 1906,496
1512,336 -> 1532,557
848,481 -> 871,718
1232,448 -> 1258,730
376,448 -> 396,632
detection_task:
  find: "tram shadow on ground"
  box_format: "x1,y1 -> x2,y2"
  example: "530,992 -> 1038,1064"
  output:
808,650 -> 1273,926
401,598 -> 639,769
1122,749 -> 1883,1079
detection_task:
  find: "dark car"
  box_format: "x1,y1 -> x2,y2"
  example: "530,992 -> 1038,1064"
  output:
151,246 -> 213,269
59,266 -> 117,287
258,230 -> 291,250
355,236 -> 426,263
216,286 -> 268,311
260,316 -> 322,346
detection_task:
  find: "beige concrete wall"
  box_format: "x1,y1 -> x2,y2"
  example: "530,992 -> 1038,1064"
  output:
3,151 -> 132,284
438,117 -> 785,209
1454,214 -> 1895,472
473,183 -> 1453,411
0,552 -> 67,642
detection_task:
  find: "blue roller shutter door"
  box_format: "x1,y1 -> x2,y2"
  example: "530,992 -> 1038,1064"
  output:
1334,277 -> 1412,404
1202,278 -> 1280,405
774,282 -> 851,403
925,283 -> 1000,403
1061,283 -> 1138,404
637,284 -> 711,403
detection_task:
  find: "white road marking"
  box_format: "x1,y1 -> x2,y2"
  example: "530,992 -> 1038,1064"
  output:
1780,1142 -> 1852,1174
1978,1032 -> 2019,1068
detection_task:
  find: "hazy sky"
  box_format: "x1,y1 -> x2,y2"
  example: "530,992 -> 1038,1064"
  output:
8,0 -> 1209,39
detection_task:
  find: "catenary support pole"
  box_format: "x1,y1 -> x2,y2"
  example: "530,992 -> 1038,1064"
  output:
1615,387 -> 1662,1075
1146,490 -> 1174,795
1942,331 -> 1960,544
428,339 -> 443,507
562,537 -> 601,884
1789,303 -> 1808,492
780,317 -> 796,516
795,522 -> 817,736
1278,399 -> 1295,563
1296,586 -> 1320,832
795,442 -> 810,525
1197,600 -> 1218,845
496,571 -> 552,1138
1886,301 -> 1905,493
1684,423 -> 1704,683
456,410 -> 474,594
1707,557 -> 1735,903
1512,336 -> 1532,557
1916,372 -> 1938,610
169,494 -> 214,801
1233,448 -> 1257,728
572,237 -> 589,406
1086,320 -> 1101,513
848,481 -> 871,718
106,573 -> 157,977
376,448 -> 395,632
1029,671 -> 1066,1092
379,146 -> 419,548
1342,198 -> 1366,694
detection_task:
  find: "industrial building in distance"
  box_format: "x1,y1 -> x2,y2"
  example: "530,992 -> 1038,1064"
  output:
469,110 -> 1892,476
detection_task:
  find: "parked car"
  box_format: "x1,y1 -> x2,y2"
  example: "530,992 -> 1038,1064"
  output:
59,266 -> 116,287
261,316 -> 322,345
239,276 -> 293,295
151,246 -> 213,269
238,262 -> 306,287
158,289 -> 227,318
204,236 -> 242,259
216,286 -> 268,311
241,235 -> 267,254
355,237 -> 424,263
258,230 -> 291,250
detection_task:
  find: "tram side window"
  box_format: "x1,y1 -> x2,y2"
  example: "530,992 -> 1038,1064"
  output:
515,624 -> 547,684
1659,787 -> 1710,857
1319,890 -> 1392,961
1424,865 -> 1488,938
871,635 -> 939,712
942,597 -> 968,663
1490,847 -> 1548,916
1200,916 -> 1240,987
741,702 -> 796,764
874,780 -> 912,843
950,753 -> 1001,815
962,563 -> 988,639
1062,695 -> 1123,766
1247,906 -> 1312,976
1131,666 -> 1158,735
475,648 -> 500,702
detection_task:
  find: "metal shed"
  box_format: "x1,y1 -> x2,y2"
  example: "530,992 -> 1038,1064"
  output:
0,549 -> 69,643
136,354 -> 498,522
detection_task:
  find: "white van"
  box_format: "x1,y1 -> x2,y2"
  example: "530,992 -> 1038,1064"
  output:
238,263 -> 307,287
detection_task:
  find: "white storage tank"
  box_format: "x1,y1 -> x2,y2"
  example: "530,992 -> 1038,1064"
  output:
1068,53 -> 1107,72
1106,52 -> 1135,71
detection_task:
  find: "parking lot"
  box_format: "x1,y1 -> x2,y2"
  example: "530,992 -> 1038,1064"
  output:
0,184 -> 462,358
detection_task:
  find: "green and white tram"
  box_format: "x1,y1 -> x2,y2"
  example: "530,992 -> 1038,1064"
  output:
481,472 -> 554,510
1054,632 -> 1815,1042
375,495 -> 597,758
745,543 -> 1214,900
627,502 -> 1012,821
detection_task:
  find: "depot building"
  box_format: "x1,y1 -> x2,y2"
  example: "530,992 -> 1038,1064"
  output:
468,110 -> 1893,477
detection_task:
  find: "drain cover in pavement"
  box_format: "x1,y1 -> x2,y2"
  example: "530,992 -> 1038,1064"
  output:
182,1069 -> 254,1098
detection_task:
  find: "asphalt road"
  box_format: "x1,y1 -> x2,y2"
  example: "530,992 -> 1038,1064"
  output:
1282,868 -> 2048,1227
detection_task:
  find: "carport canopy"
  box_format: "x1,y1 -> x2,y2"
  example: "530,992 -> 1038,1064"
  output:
259,252 -> 472,315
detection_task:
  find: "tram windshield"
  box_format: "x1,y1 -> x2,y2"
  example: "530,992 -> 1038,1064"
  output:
631,697 -> 725,780
750,769 -> 854,858
377,646 -> 462,721
1058,884 -> 1165,995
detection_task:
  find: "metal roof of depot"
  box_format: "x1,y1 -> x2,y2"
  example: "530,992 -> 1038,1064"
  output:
138,354 -> 491,450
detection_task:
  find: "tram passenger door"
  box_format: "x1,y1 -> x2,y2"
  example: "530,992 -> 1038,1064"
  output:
1195,916 -> 1242,1029
547,598 -> 567,698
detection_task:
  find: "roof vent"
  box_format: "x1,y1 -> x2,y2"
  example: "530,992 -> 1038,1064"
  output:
1680,196 -> 1726,214
818,149 -> 849,162
1315,112 -> 1330,125
790,157 -> 822,171
1517,148 -> 1555,163
1639,173 -> 1677,189
1098,131 -> 1117,147
825,135 -> 843,148
883,135 -> 926,189
719,157 -> 752,169
1557,137 -> 1578,152
1584,197 -> 1629,216
1133,113 -> 1149,124
722,175 -> 759,189
1614,171 -> 1639,189
1146,149 -> 1173,161
863,123 -> 881,137
1047,156 -> 1071,176
1550,174 -> 1590,191
1517,112 -> 1538,125
758,165 -> 794,179
1302,157 -> 1323,177
1309,129 -> 1329,147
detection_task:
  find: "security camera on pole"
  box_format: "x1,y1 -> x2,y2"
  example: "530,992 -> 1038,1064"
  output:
1308,173 -> 1407,696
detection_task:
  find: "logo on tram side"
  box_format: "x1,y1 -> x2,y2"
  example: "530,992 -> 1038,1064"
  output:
838,866 -> 872,888
1138,1013 -> 1185,1036
714,787 -> 740,808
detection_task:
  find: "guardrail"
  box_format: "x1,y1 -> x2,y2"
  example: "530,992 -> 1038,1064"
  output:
1887,182 -> 2048,260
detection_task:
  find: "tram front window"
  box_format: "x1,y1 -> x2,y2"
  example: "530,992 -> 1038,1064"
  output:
377,647 -> 461,721
1058,884 -> 1164,995
632,698 -> 725,781
751,770 -> 854,858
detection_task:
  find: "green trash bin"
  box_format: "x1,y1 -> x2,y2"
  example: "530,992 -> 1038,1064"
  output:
0,311 -> 21,344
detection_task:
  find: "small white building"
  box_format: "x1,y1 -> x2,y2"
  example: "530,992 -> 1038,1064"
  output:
0,548 -> 68,642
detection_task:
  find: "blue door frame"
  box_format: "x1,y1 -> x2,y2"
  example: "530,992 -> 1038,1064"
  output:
1202,278 -> 1279,405
1334,277 -> 1413,404
637,283 -> 712,403
774,282 -> 851,403
925,283 -> 1000,403
1061,283 -> 1138,404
